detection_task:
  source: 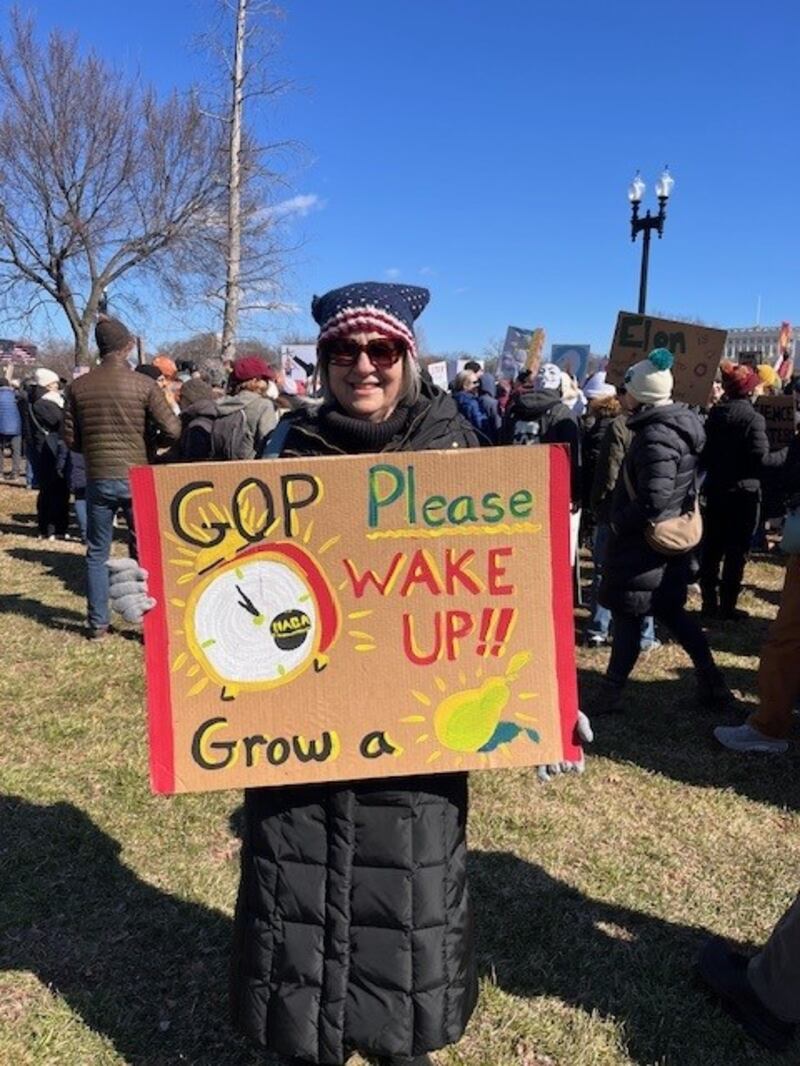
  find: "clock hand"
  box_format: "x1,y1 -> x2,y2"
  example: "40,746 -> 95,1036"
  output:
235,584 -> 261,618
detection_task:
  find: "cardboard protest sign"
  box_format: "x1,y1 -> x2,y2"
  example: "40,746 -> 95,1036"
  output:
551,344 -> 590,383
607,313 -> 727,406
757,394 -> 797,450
426,360 -> 449,391
498,326 -> 533,380
525,328 -> 546,371
131,447 -> 580,795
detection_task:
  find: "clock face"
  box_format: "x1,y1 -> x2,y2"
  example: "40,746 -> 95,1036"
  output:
188,556 -> 320,685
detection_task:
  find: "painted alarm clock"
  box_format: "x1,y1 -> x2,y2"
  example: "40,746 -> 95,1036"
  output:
184,542 -> 340,700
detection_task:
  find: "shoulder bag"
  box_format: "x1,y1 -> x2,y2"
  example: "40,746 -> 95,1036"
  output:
623,462 -> 702,556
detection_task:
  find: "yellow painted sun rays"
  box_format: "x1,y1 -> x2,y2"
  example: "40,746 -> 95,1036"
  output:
399,651 -> 536,766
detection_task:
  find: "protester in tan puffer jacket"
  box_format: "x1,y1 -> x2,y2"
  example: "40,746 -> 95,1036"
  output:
64,315 -> 181,639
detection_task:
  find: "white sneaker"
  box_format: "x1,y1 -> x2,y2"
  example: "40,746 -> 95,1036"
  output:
713,723 -> 789,754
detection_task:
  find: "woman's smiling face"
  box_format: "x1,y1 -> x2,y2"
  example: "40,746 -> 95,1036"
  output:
325,331 -> 406,422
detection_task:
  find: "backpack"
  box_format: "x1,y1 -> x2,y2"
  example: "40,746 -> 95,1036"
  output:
209,408 -> 252,460
512,418 -> 543,445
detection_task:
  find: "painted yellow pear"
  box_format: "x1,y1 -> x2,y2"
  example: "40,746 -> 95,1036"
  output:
433,677 -> 511,753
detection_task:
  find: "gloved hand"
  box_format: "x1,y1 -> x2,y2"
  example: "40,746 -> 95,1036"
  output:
107,557 -> 156,624
536,711 -> 594,783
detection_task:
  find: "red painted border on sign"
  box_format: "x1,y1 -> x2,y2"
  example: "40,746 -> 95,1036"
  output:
548,445 -> 582,761
130,465 -> 175,794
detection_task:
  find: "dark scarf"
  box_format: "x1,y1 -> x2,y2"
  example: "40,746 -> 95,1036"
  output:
318,403 -> 412,452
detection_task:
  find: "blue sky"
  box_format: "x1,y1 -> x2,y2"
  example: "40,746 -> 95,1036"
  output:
23,0 -> 800,355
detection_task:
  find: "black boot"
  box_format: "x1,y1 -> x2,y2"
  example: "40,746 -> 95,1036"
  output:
700,599 -> 719,620
719,605 -> 749,621
696,664 -> 733,710
592,676 -> 625,716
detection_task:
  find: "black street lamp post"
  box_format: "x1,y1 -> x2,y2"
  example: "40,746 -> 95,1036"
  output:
628,167 -> 675,314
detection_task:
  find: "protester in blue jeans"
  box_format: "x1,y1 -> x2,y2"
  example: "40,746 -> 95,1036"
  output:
64,315 -> 180,638
586,387 -> 658,650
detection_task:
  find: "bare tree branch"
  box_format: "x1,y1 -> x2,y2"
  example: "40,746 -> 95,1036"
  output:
0,9 -> 231,363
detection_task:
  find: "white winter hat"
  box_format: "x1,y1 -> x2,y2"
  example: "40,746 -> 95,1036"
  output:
534,362 -> 562,392
583,371 -> 616,400
624,348 -> 674,406
34,368 -> 59,388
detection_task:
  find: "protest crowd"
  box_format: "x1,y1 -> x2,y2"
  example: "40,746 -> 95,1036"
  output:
3,282 -> 800,1063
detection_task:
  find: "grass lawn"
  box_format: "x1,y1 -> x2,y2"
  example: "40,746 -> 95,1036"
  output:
1,480 -> 798,1066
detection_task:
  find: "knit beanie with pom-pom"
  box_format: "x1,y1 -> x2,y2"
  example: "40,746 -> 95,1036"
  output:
623,348 -> 674,406
720,360 -> 760,399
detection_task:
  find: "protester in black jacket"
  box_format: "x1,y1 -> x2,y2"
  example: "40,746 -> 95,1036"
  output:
501,362 -> 582,507
477,371 -> 502,442
29,369 -> 69,538
176,378 -> 219,460
700,362 -> 787,618
598,350 -> 729,713
226,284 -> 481,1066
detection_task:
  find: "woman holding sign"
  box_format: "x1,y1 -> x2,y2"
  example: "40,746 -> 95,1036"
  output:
231,283 -> 484,1066
113,284 -> 481,1066
111,279 -> 597,1061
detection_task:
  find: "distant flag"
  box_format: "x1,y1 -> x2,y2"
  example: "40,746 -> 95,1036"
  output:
778,322 -> 794,382
779,321 -> 793,356
0,339 -> 37,364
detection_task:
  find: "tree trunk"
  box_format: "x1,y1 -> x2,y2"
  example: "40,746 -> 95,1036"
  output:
220,0 -> 247,364
72,323 -> 91,367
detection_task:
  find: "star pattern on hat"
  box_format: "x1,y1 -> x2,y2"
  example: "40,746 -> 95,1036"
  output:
312,282 -> 429,330
312,282 -> 430,362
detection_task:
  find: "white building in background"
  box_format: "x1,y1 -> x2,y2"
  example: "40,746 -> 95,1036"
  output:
724,325 -> 795,365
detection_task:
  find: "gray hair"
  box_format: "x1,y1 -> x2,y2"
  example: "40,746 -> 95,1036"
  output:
454,370 -> 477,392
315,351 -> 421,408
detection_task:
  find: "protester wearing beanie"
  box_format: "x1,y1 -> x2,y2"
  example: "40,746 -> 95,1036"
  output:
215,354 -> 278,458
581,372 -> 619,521
226,282 -> 478,1066
29,369 -> 69,538
95,315 -> 133,358
585,377 -> 659,652
699,360 -> 787,619
596,349 -> 731,713
64,315 -> 181,638
175,378 -> 219,461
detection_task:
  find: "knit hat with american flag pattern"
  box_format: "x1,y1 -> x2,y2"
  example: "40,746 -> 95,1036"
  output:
312,282 -> 430,361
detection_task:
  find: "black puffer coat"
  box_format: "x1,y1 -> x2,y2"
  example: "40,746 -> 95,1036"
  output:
230,386 -> 480,1065
600,402 -> 705,616
702,396 -> 785,494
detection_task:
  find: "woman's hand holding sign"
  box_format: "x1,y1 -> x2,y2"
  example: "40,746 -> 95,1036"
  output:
107,558 -> 156,623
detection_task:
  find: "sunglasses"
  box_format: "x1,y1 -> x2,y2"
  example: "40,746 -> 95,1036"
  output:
322,338 -> 406,369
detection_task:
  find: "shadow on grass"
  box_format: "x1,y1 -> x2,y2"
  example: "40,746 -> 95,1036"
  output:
7,545 -> 86,598
0,593 -> 89,635
0,509 -> 40,536
3,795 -> 766,1066
470,850 -> 765,1066
580,663 -> 800,812
1,795 -> 258,1066
0,592 -> 142,641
